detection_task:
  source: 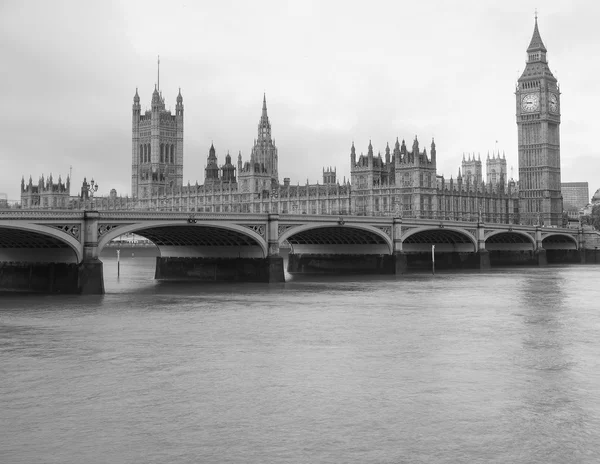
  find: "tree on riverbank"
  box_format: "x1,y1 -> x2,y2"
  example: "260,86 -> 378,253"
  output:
581,204 -> 600,230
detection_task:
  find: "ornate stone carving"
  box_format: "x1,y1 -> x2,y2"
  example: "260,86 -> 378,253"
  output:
465,228 -> 477,237
376,226 -> 392,238
98,224 -> 122,238
278,224 -> 300,237
268,243 -> 280,256
243,224 -> 265,237
47,224 -> 81,242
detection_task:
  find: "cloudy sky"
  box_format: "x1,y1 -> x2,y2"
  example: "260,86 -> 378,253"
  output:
1,0 -> 598,202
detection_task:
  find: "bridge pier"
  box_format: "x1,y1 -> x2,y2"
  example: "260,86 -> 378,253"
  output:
155,256 -> 284,282
0,261 -> 104,294
535,249 -> 547,266
154,213 -> 285,283
393,219 -> 407,274
80,211 -> 105,294
287,253 -> 394,274
476,250 -> 491,269
393,251 -> 408,274
266,213 -> 285,282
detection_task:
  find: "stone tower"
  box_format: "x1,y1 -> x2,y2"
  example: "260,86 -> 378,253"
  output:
392,137 -> 437,217
204,143 -> 220,183
461,153 -> 483,186
131,61 -> 184,198
516,16 -> 562,225
486,151 -> 507,188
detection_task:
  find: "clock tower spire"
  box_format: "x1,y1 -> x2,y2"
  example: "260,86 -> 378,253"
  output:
516,15 -> 562,226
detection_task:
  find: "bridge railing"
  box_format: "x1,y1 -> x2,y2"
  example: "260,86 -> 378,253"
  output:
334,207 -> 521,224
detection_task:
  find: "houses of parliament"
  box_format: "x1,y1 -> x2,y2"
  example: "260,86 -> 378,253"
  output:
20,17 -> 563,226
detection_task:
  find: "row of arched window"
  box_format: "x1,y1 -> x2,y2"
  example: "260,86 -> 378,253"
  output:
139,143 -> 176,164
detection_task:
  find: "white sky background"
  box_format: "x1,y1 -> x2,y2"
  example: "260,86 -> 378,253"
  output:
0,0 -> 598,201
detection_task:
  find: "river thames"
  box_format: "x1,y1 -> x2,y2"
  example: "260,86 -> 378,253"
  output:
2,257 -> 600,463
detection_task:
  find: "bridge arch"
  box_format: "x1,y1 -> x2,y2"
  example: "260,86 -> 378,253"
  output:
97,221 -> 268,258
0,223 -> 82,262
401,227 -> 477,252
484,230 -> 535,251
279,223 -> 393,254
542,233 -> 578,250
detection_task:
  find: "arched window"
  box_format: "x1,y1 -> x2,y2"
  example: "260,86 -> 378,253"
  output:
148,144 -> 151,158
170,145 -> 174,164
139,145 -> 143,163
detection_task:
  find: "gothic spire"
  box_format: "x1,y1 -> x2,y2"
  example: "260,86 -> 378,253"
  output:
527,15 -> 547,53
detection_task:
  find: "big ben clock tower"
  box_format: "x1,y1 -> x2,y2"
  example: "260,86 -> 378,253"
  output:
516,15 -> 562,226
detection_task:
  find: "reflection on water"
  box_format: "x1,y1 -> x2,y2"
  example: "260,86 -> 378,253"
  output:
2,260 -> 600,463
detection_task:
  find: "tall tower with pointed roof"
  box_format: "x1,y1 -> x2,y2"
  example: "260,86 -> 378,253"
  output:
131,62 -> 184,198
252,94 -> 279,182
205,143 -> 220,183
516,15 -> 562,225
237,95 -> 279,197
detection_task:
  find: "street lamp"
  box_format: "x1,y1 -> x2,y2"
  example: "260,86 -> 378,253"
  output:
87,178 -> 99,198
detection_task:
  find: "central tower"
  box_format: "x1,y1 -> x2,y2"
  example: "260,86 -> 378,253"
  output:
131,59 -> 184,199
516,16 -> 562,226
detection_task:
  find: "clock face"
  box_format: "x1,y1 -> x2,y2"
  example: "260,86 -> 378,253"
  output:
549,93 -> 559,113
521,93 -> 540,112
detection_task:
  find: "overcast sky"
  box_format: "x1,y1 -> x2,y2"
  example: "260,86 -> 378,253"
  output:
1,0 -> 598,202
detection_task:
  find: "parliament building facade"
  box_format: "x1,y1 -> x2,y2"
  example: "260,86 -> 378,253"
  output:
21,18 -> 562,225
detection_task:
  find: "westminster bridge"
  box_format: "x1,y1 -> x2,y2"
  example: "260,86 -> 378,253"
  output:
0,209 -> 596,294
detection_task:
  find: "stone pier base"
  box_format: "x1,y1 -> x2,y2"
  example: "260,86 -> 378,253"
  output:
476,250 -> 491,270
78,260 -> 105,294
0,260 -> 104,294
544,249 -> 582,264
488,250 -> 540,266
287,253 -> 394,274
394,252 -> 408,275
535,249 -> 547,266
155,256 -> 285,282
582,249 -> 600,264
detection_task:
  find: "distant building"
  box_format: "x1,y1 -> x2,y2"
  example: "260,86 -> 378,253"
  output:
21,174 -> 70,209
561,182 -> 589,213
461,153 -> 483,186
486,151 -> 507,189
580,187 -> 600,217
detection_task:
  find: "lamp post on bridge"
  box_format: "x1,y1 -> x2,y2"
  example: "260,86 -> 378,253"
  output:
80,177 -> 99,208
87,178 -> 99,198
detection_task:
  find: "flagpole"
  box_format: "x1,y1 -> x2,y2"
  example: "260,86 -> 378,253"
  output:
432,244 -> 435,275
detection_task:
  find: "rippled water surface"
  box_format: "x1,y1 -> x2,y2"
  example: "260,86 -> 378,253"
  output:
2,257 -> 600,463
